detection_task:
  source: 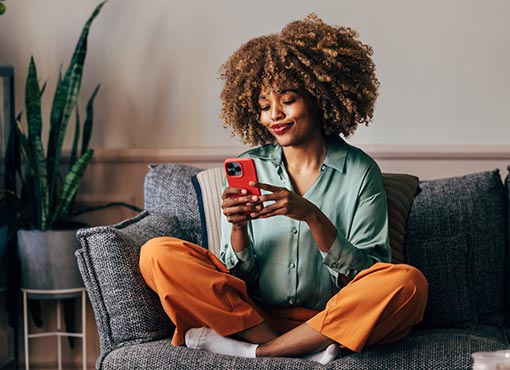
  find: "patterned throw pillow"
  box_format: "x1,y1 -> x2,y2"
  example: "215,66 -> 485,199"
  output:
192,168 -> 419,263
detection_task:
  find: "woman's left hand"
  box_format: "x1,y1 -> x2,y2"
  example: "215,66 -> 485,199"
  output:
249,182 -> 316,221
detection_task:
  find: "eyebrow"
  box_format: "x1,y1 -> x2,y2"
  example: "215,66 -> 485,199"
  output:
258,89 -> 298,100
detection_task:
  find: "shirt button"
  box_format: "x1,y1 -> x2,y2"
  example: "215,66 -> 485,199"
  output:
288,297 -> 295,305
289,262 -> 295,269
291,227 -> 298,234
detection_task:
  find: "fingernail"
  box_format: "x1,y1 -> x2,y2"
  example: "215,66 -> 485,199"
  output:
251,196 -> 258,201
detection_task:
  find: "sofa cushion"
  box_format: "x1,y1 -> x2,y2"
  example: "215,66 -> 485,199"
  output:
192,168 -> 419,263
382,173 -> 420,263
192,167 -> 224,257
99,328 -> 509,370
506,167 -> 510,325
405,170 -> 506,328
144,164 -> 202,245
76,212 -> 179,351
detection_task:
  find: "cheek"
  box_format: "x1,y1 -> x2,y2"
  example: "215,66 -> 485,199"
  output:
259,112 -> 271,127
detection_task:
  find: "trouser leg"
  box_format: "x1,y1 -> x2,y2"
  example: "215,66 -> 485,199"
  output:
307,263 -> 428,352
139,237 -> 264,345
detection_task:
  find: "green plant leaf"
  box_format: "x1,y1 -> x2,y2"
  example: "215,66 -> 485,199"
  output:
24,61 -> 49,229
81,84 -> 100,154
69,106 -> 80,170
49,148 -> 93,228
46,1 -> 106,205
25,57 -> 42,142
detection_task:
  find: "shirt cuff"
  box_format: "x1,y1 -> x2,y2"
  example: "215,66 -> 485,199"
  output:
321,234 -> 372,280
223,243 -> 256,272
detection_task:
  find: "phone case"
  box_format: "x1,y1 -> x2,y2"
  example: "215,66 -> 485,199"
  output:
224,158 -> 261,197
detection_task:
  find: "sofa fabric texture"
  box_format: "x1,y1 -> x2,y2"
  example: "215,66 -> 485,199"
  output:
405,170 -> 507,328
76,212 -> 181,356
76,164 -> 510,370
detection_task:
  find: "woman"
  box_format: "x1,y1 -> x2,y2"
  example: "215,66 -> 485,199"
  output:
140,14 -> 428,364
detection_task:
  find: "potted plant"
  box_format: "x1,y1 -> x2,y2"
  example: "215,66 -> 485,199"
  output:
9,1 -> 139,297
0,198 -> 7,290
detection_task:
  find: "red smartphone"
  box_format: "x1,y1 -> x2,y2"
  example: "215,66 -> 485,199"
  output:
224,158 -> 261,197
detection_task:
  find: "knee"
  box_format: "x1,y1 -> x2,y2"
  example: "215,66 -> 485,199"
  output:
139,237 -> 184,274
392,264 -> 429,303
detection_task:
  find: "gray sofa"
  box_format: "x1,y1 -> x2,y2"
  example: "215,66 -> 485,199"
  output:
76,163 -> 510,370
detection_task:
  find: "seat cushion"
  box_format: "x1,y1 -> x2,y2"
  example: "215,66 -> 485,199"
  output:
405,170 -> 507,328
100,328 -> 509,370
192,168 -> 419,263
76,212 -> 179,352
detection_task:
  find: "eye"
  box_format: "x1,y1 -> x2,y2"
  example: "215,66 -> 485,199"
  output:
259,105 -> 270,111
282,99 -> 296,105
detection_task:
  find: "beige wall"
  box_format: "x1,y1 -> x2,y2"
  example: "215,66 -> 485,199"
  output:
0,0 -> 509,150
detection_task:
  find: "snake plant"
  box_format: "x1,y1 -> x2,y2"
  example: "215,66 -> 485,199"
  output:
9,2 -> 139,231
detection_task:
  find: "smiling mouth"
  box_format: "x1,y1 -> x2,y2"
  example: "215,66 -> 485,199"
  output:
271,123 -> 293,135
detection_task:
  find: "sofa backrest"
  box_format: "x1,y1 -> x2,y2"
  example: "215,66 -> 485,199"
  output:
405,170 -> 507,329
143,164 -> 508,330
144,164 -> 202,245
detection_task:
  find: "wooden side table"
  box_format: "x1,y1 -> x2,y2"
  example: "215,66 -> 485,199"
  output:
22,288 -> 86,370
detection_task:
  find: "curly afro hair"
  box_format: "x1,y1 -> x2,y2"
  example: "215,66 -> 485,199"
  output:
219,14 -> 380,146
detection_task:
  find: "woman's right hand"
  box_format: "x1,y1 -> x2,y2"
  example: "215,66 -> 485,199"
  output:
221,187 -> 261,228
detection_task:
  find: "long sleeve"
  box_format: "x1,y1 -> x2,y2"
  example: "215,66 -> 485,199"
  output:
320,163 -> 391,284
219,184 -> 260,292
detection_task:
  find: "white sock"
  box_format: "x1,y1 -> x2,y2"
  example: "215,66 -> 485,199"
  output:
185,327 -> 258,358
302,343 -> 340,365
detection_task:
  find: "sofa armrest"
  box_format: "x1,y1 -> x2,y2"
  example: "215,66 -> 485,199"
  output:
76,211 -> 179,358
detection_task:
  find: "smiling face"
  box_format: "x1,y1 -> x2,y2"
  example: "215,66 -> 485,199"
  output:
258,87 -> 323,148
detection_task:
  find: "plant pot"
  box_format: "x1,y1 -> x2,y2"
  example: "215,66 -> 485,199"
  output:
17,229 -> 83,299
0,225 -> 7,290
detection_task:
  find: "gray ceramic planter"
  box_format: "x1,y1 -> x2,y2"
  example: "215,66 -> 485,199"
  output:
17,229 -> 83,299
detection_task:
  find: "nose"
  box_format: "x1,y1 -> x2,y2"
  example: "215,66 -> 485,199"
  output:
270,103 -> 284,122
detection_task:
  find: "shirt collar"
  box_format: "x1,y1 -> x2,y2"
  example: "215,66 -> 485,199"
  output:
249,136 -> 348,174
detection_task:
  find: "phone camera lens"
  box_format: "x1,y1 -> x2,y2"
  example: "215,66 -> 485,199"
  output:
227,169 -> 236,176
227,162 -> 234,169
234,166 -> 241,173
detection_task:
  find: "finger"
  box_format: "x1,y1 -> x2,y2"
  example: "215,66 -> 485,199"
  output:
251,181 -> 285,194
222,187 -> 248,200
222,195 -> 260,209
223,201 -> 263,216
251,202 -> 283,218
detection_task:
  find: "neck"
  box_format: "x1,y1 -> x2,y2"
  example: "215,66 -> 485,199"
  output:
282,135 -> 327,174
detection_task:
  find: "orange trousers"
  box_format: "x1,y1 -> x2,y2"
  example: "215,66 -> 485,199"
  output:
139,237 -> 428,352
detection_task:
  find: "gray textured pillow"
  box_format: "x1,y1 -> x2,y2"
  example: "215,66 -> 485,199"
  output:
506,167 -> 510,325
144,164 -> 202,245
405,170 -> 506,328
76,212 -> 180,351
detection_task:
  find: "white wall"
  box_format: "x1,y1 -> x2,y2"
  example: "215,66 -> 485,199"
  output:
0,0 -> 509,150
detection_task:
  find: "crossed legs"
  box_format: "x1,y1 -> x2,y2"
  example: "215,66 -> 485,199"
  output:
140,237 -> 428,362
